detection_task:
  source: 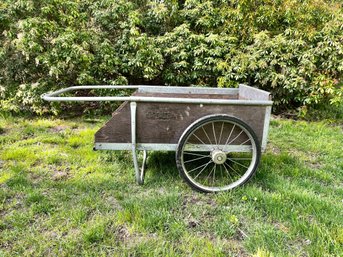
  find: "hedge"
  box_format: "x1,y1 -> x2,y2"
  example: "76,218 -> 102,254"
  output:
0,0 -> 342,114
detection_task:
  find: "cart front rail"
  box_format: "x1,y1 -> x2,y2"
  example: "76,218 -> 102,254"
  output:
41,85 -> 273,106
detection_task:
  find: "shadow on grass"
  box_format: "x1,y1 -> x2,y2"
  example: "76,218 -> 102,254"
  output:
140,150 -> 308,192
145,151 -> 180,183
2,144 -> 322,202
3,148 -> 307,195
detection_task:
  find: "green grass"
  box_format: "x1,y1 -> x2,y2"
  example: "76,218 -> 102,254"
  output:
0,114 -> 342,256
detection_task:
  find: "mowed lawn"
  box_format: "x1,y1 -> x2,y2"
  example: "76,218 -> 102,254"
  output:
0,114 -> 342,257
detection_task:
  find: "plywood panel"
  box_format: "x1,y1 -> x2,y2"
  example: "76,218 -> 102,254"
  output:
95,102 -> 266,145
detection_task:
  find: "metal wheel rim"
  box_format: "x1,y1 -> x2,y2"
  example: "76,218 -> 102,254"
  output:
180,118 -> 258,192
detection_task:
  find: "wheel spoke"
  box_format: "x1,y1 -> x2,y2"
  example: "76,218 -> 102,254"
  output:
220,164 -> 224,181
228,130 -> 244,145
205,164 -> 216,182
184,152 -> 210,157
188,159 -> 213,173
193,160 -> 213,179
224,162 -> 242,176
218,122 -> 224,145
240,138 -> 251,145
223,163 -> 234,181
192,133 -> 207,145
184,155 -> 210,163
227,158 -> 249,169
212,122 -> 217,145
201,126 -> 213,145
225,124 -> 235,145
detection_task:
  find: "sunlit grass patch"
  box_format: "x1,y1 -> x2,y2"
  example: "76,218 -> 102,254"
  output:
2,147 -> 38,163
0,171 -> 13,184
0,116 -> 342,256
67,129 -> 95,148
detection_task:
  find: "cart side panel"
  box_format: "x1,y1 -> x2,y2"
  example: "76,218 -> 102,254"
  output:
136,103 -> 266,144
94,101 -> 131,143
95,103 -> 266,145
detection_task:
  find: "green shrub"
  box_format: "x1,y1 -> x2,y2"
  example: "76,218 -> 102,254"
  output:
0,0 -> 342,114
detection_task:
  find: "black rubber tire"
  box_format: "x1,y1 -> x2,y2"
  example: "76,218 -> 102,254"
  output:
176,114 -> 261,193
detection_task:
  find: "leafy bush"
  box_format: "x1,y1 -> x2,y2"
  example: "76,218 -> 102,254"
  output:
0,0 -> 342,114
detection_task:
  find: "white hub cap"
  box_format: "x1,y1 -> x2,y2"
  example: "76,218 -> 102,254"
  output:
211,150 -> 227,165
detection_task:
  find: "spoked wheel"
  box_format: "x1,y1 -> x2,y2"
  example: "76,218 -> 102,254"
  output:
176,115 -> 261,193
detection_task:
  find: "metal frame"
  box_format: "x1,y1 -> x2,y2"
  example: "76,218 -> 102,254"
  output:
94,143 -> 251,152
42,84 -> 273,185
130,102 -> 139,184
41,85 -> 272,106
262,106 -> 272,150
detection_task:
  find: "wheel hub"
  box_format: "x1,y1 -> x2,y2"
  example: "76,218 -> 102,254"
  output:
211,150 -> 227,164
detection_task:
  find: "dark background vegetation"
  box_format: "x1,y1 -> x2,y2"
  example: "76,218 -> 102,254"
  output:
0,0 -> 342,115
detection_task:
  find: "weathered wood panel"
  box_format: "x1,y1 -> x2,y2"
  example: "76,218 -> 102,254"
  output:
95,101 -> 132,143
95,101 -> 266,145
136,103 -> 265,144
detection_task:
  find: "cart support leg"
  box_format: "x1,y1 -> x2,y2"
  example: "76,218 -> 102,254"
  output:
130,102 -> 146,185
261,105 -> 272,151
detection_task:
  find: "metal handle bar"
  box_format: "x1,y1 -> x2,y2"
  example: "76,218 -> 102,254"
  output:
41,85 -> 273,106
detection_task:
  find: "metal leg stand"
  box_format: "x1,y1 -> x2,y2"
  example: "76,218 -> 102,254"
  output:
130,102 -> 147,185
140,150 -> 147,183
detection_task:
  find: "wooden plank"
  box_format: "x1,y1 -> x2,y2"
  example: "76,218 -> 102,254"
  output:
95,101 -> 266,145
136,103 -> 265,144
95,101 -> 132,143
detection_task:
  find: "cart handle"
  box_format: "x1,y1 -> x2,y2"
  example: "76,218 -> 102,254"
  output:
41,85 -> 273,106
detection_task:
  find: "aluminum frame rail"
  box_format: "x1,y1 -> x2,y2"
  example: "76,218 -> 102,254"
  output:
41,85 -> 273,106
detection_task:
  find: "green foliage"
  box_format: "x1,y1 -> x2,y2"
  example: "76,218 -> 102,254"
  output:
0,0 -> 342,114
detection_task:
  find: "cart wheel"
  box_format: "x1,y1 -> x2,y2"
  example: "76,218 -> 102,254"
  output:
176,115 -> 261,193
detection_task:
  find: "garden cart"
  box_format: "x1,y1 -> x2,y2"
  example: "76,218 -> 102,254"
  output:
42,84 -> 273,192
